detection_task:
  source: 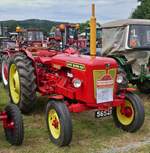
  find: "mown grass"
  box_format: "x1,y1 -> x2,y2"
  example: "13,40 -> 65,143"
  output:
0,84 -> 149,153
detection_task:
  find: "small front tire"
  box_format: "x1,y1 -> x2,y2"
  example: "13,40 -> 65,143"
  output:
46,100 -> 72,146
4,104 -> 24,145
112,92 -> 145,132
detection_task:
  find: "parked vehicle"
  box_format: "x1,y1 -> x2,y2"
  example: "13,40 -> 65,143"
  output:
0,27 -> 44,87
48,23 -> 83,50
101,19 -> 150,93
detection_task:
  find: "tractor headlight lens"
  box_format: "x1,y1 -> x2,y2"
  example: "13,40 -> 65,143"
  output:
116,69 -> 128,89
72,78 -> 82,88
116,75 -> 124,84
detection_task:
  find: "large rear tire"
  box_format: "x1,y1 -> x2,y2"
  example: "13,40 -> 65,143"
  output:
8,53 -> 37,114
46,100 -> 72,146
4,104 -> 24,145
112,92 -> 145,132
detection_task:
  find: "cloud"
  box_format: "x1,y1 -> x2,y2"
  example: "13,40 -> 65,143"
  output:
0,0 -> 138,23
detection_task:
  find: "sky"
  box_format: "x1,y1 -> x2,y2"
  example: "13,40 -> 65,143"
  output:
0,0 -> 138,23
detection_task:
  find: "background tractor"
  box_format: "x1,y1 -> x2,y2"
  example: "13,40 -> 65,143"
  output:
0,103 -> 24,145
84,26 -> 102,54
0,27 -> 44,87
48,23 -> 86,51
14,27 -> 44,49
7,4 -> 145,146
101,19 -> 150,93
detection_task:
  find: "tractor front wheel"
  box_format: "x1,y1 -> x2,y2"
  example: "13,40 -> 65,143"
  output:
4,104 -> 24,145
112,92 -> 145,132
8,53 -> 37,114
46,100 -> 72,146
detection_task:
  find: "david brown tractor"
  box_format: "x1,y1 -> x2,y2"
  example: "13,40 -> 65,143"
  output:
0,103 -> 24,145
100,19 -> 150,93
7,4 -> 145,146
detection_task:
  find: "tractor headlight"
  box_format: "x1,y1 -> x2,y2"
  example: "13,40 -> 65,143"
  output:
116,74 -> 124,84
72,78 -> 82,88
116,69 -> 128,89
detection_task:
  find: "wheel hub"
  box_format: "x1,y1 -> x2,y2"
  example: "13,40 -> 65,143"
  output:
52,118 -> 59,129
48,109 -> 61,139
5,121 -> 15,129
116,100 -> 134,125
124,107 -> 133,118
1,112 -> 15,129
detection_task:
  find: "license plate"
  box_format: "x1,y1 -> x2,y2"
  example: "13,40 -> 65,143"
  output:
96,87 -> 113,103
95,109 -> 112,118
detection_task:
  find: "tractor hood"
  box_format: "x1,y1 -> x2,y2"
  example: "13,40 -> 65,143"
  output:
51,53 -> 118,70
50,53 -> 118,105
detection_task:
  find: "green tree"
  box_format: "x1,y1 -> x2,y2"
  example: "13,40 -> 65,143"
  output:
79,21 -> 101,33
131,0 -> 150,19
79,21 -> 90,33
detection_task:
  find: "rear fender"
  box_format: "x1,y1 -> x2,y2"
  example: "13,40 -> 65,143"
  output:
19,49 -> 39,85
109,55 -> 133,80
20,49 -> 35,62
108,55 -> 126,67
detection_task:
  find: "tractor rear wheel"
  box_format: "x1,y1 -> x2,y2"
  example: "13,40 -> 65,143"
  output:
112,92 -> 145,132
8,53 -> 37,114
46,100 -> 72,146
1,55 -> 9,87
4,104 -> 24,145
136,80 -> 150,94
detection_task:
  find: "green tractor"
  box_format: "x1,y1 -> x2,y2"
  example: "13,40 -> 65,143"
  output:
100,19 -> 150,93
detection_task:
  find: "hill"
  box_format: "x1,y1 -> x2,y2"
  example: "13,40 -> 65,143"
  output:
0,19 -> 94,36
0,19 -> 65,35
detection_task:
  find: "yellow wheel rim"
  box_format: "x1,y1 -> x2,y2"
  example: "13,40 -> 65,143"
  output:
116,100 -> 134,126
9,64 -> 20,104
48,109 -> 61,139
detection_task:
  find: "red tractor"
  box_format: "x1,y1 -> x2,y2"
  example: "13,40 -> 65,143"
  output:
48,23 -> 86,51
7,4 -> 144,146
0,103 -> 24,145
0,27 -> 44,87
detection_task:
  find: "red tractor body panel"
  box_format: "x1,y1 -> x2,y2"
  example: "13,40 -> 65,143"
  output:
23,49 -> 122,111
50,54 -> 118,103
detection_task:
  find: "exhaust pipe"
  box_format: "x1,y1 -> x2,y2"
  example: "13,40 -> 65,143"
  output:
90,3 -> 96,56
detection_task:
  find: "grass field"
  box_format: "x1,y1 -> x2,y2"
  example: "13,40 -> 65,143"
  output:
0,84 -> 150,153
